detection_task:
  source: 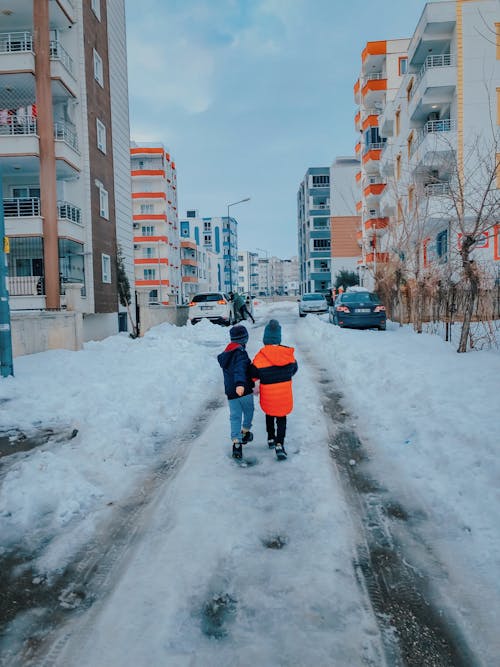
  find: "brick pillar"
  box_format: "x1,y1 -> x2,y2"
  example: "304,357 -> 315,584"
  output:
34,0 -> 60,309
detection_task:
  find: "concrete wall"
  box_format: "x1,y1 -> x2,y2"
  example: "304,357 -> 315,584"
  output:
139,303 -> 189,335
11,311 -> 83,357
82,312 -> 118,342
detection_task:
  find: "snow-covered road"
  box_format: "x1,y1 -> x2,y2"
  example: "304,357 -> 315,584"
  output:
1,300 -> 499,666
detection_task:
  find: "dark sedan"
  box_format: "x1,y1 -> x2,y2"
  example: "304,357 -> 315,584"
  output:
329,291 -> 386,330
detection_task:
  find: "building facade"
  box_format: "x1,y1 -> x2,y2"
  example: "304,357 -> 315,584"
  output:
180,210 -> 238,294
179,213 -> 219,299
330,156 -> 361,286
1,0 -> 132,339
353,38 -> 410,289
130,143 -> 180,305
373,0 -> 500,286
297,167 -> 331,294
237,250 -> 259,295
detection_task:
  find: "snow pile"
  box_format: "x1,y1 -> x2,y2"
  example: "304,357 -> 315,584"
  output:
0,319 -> 227,559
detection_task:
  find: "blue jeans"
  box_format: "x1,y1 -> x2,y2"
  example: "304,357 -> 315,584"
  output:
228,394 -> 254,441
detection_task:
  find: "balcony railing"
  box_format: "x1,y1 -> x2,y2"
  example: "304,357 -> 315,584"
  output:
8,275 -> 44,296
58,200 -> 82,224
0,31 -> 33,53
54,121 -> 79,152
50,40 -> 74,76
424,182 -> 451,196
3,197 -> 40,217
0,116 -> 37,136
411,54 -> 455,99
363,142 -> 385,154
364,73 -> 385,82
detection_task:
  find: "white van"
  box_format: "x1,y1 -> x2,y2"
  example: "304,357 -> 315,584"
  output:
188,292 -> 234,326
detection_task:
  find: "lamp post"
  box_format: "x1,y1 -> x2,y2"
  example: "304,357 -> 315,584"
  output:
226,197 -> 250,292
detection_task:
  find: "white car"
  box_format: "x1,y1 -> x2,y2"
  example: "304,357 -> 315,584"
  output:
188,292 -> 234,326
298,292 -> 328,317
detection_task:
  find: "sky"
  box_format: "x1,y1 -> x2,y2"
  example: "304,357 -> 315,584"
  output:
124,0 -> 429,258
1,305 -> 499,663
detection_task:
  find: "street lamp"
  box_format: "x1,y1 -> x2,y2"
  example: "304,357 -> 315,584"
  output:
226,197 -> 250,292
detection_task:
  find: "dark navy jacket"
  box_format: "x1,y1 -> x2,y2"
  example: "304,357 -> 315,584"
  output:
217,343 -> 254,400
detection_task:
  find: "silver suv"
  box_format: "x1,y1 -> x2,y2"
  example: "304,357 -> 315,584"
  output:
188,292 -> 234,325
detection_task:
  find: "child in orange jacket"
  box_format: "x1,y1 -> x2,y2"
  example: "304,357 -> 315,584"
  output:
250,319 -> 298,460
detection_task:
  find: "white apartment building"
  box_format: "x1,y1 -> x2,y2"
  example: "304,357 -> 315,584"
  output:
237,250 -> 259,295
257,255 -> 298,295
130,143 -> 180,305
179,214 -> 220,300
353,37 -> 410,289
1,0 -> 133,340
330,156 -> 361,286
378,0 -> 500,279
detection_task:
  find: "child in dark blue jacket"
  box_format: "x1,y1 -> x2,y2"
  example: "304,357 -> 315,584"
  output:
217,324 -> 254,459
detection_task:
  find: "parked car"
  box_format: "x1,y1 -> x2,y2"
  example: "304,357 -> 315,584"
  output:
298,292 -> 329,317
329,290 -> 386,330
188,292 -> 234,325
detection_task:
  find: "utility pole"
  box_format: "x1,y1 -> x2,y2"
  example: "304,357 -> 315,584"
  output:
226,197 -> 250,292
0,168 -> 14,377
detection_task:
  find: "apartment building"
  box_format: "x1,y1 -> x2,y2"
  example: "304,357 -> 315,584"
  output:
179,213 -> 219,299
378,0 -> 499,277
130,143 -> 180,305
179,210 -> 238,294
282,256 -> 299,295
1,0 -> 132,339
297,167 -> 331,294
330,156 -> 361,286
353,37 -> 410,288
257,255 -> 298,296
237,250 -> 259,295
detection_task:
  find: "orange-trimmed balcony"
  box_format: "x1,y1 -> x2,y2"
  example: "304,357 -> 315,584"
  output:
181,258 -> 197,267
131,169 -> 166,178
133,213 -> 167,222
181,240 -> 197,250
362,40 -> 386,64
182,276 -> 198,283
362,145 -> 383,171
132,192 -> 166,200
361,75 -> 387,107
355,171 -> 362,183
135,279 -> 170,287
356,200 -> 362,212
363,183 -> 386,198
362,114 -> 379,131
364,217 -> 388,231
354,110 -> 361,131
355,141 -> 361,154
130,146 -> 164,157
354,78 -> 361,104
133,235 -> 168,244
134,257 -> 169,265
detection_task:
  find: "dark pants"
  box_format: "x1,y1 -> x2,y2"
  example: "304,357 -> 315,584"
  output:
266,414 -> 286,444
240,305 -> 255,323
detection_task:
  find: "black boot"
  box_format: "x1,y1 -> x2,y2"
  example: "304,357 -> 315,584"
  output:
241,430 -> 253,444
267,438 -> 275,448
232,442 -> 243,459
275,442 -> 287,460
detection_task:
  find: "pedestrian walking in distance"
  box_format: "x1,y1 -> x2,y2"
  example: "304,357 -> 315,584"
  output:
217,324 -> 255,459
250,319 -> 298,460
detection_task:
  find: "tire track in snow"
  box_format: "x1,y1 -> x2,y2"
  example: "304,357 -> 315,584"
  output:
295,320 -> 479,667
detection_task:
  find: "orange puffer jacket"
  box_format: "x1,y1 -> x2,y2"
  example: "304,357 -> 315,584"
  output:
250,345 -> 298,417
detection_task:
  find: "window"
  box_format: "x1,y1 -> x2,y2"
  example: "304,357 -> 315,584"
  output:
187,210 -> 196,218
102,254 -> 111,283
96,119 -> 106,153
313,239 -> 331,250
140,204 -> 154,214
396,154 -> 402,180
142,247 -> 154,259
399,57 -> 408,75
99,186 -> 109,219
395,107 -> 401,136
93,49 -> 104,87
204,234 -> 211,245
144,268 -> 156,280
436,230 -> 448,262
91,0 -> 101,20
141,225 -> 154,236
407,131 -> 414,160
406,77 -> 414,102
312,174 -> 330,187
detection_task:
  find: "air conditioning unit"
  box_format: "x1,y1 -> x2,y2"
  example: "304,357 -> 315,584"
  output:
133,223 -> 139,229
134,244 -> 139,250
